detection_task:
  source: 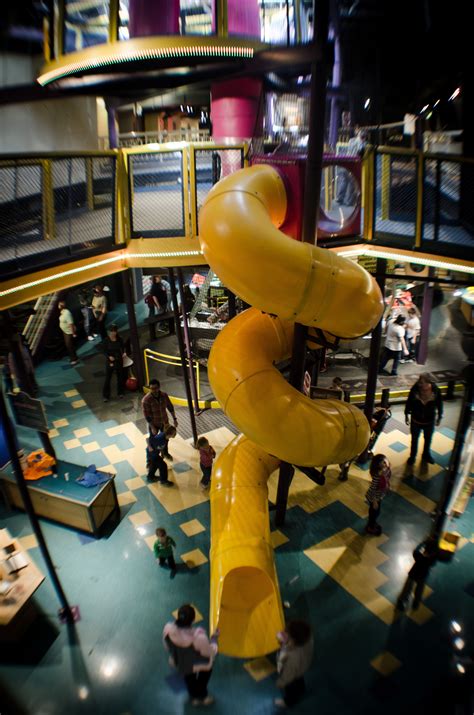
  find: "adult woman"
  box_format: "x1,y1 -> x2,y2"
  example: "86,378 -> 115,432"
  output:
101,324 -> 125,402
163,604 -> 218,707
365,454 -> 391,536
405,374 -> 443,465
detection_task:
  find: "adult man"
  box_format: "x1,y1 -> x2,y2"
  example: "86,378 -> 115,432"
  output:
379,314 -> 409,376
405,374 -> 443,465
142,379 -> 178,459
58,300 -> 78,366
91,285 -> 107,339
405,307 -> 421,361
147,275 -> 168,317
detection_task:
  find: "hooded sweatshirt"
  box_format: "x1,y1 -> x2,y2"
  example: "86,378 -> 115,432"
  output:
162,622 -> 218,674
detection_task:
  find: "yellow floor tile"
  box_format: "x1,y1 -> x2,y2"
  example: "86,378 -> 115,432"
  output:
270,530 -> 289,548
172,604 -> 203,623
64,389 -> 79,398
72,399 -> 86,409
128,510 -> 153,527
431,432 -> 455,455
74,427 -> 91,438
180,548 -> 208,568
48,428 -> 59,438
82,441 -> 100,453
407,603 -> 434,625
304,528 -> 396,624
102,444 -> 126,464
148,479 -> 209,515
125,476 -> 146,491
100,464 -> 117,475
53,418 -> 69,428
64,438 -> 81,450
180,519 -> 206,537
243,657 -> 277,682
18,534 -> 38,550
370,651 -> 401,676
117,491 -> 137,506
144,535 -> 156,551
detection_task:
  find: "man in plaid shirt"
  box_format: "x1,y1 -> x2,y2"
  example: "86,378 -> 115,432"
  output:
142,379 -> 178,459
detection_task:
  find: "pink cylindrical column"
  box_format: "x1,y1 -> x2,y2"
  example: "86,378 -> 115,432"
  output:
227,0 -> 260,37
211,78 -> 263,144
128,0 -> 179,38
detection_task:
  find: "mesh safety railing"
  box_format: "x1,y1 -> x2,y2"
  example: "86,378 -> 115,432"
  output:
373,150 -> 418,245
191,146 -> 245,236
0,153 -> 116,281
128,149 -> 187,238
422,156 -> 474,250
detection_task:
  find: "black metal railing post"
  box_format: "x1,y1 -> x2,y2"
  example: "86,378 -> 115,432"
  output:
176,267 -> 200,414
168,268 -> 198,445
275,0 -> 330,528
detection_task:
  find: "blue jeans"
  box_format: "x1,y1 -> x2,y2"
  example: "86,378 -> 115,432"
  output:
410,421 -> 434,459
200,465 -> 212,486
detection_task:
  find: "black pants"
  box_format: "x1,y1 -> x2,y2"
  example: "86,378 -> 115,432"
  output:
184,670 -> 212,701
147,452 -> 168,482
380,347 -> 402,375
283,677 -> 306,707
103,362 -> 124,399
410,421 -> 434,459
159,554 -> 176,569
398,575 -> 425,608
200,464 -> 212,486
92,313 -> 107,339
63,333 -> 78,362
367,502 -> 381,529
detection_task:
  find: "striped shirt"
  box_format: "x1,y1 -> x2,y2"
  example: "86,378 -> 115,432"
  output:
365,468 -> 391,505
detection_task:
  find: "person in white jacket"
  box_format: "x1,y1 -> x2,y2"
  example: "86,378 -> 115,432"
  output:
163,604 -> 218,706
275,620 -> 314,708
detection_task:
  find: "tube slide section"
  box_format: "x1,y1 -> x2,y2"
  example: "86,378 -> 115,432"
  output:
200,164 -> 383,658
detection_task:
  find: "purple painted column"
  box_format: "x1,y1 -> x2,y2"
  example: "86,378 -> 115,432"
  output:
106,104 -> 118,149
328,29 -> 341,149
227,0 -> 260,37
128,0 -> 179,38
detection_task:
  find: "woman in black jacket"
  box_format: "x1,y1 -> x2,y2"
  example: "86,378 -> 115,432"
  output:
102,324 -> 125,402
405,374 -> 443,465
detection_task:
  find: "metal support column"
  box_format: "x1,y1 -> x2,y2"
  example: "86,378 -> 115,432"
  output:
168,268 -> 199,445
121,269 -> 145,388
0,386 -> 74,622
417,268 -> 435,365
358,258 -> 387,464
177,267 -> 200,414
275,0 -> 330,527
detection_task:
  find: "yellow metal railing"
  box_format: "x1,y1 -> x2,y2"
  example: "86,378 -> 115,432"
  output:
144,346 -> 219,409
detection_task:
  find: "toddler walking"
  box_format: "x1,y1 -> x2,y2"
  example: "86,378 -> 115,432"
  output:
154,527 -> 176,571
196,436 -> 216,490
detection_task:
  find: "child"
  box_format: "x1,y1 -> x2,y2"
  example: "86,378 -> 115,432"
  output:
146,425 -> 177,486
275,620 -> 313,708
365,454 -> 391,536
196,436 -> 216,489
331,376 -> 343,392
154,527 -> 176,570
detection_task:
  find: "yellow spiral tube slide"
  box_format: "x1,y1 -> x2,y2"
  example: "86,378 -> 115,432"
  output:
200,164 -> 383,658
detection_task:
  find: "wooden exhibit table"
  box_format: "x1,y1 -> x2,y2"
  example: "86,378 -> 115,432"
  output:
0,462 -> 119,536
0,528 -> 45,640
